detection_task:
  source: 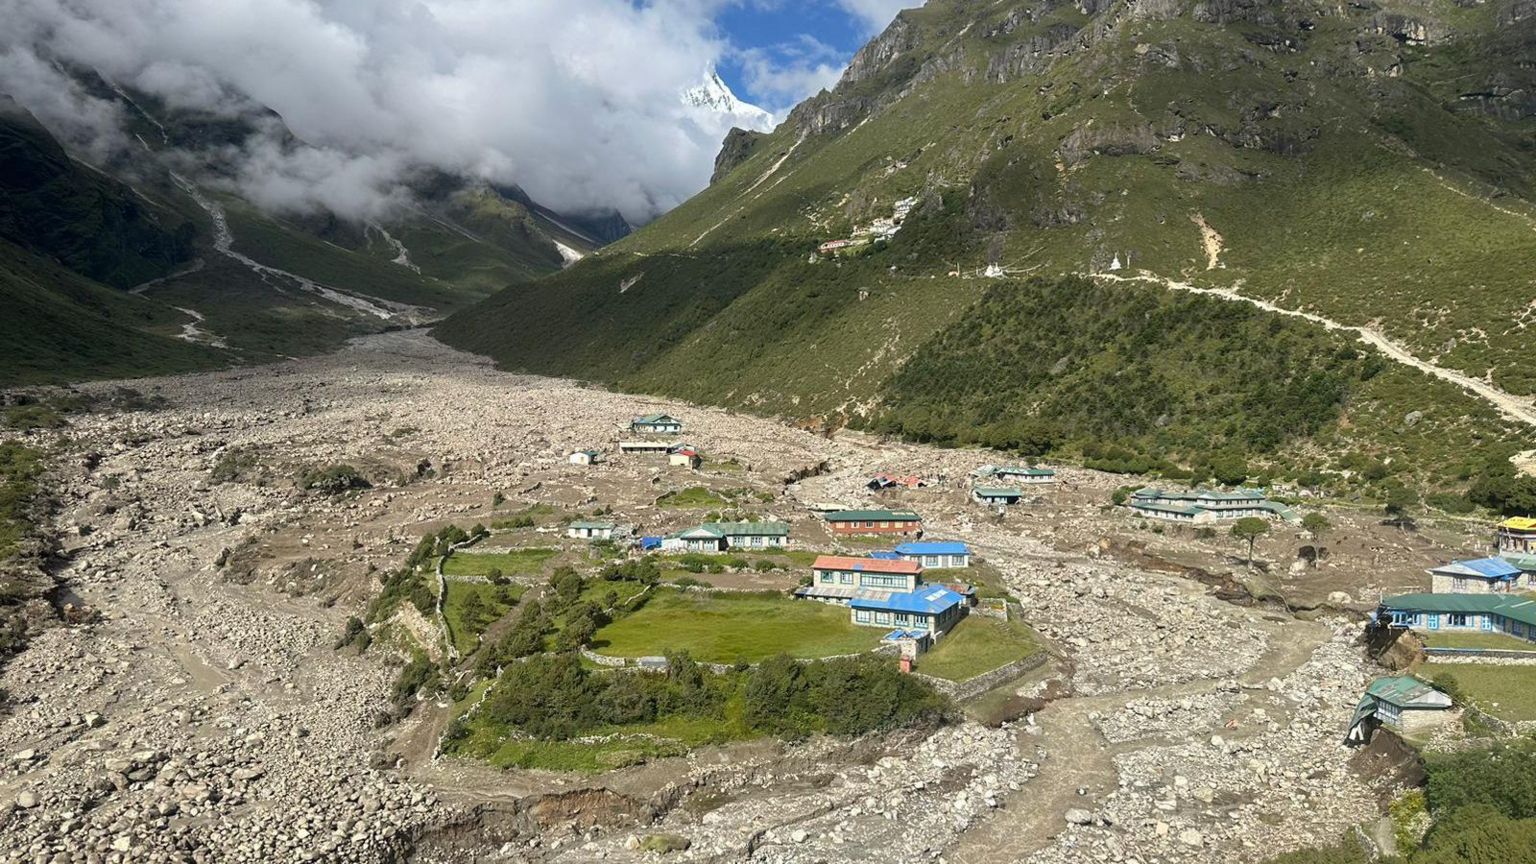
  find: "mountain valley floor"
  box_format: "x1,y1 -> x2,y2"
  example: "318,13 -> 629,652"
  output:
0,331 -> 1492,863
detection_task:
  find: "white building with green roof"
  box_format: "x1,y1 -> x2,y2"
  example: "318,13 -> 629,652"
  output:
567,520 -> 616,540
662,521 -> 791,553
1128,488 -> 1298,524
1345,676 -> 1453,744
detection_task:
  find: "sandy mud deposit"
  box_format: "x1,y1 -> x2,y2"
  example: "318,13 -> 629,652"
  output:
0,332 -> 1400,863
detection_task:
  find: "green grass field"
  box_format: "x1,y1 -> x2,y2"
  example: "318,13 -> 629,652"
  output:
592,590 -> 882,663
442,581 -> 524,655
918,616 -> 1040,682
1422,662 -> 1536,722
442,548 -> 560,578
656,487 -> 729,509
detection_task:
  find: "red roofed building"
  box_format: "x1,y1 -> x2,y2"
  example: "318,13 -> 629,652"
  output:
808,555 -> 922,595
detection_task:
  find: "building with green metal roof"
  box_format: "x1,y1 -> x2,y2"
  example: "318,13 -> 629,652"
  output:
824,509 -> 923,537
972,486 -> 1024,506
663,521 -> 791,553
1345,676 -> 1453,744
1127,487 -> 1301,524
1377,592 -> 1536,642
567,520 -> 617,540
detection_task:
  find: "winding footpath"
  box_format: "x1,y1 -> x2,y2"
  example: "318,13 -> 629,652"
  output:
1094,270 -> 1536,430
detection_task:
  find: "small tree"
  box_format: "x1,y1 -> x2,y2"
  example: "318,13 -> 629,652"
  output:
1301,513 -> 1331,568
1383,486 -> 1418,531
1231,517 -> 1269,567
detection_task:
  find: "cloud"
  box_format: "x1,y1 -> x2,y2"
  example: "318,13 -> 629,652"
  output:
736,35 -> 845,113
836,0 -> 924,34
0,0 -> 762,224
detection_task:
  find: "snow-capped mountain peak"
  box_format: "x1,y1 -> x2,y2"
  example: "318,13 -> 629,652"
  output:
683,70 -> 775,132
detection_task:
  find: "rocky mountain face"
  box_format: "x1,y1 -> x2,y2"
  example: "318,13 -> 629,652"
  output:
437,0 -> 1536,495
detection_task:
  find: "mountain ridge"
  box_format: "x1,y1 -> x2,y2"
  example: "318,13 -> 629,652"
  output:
436,0 -> 1536,498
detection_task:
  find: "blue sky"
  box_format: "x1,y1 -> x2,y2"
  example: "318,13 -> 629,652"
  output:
712,0 -> 919,112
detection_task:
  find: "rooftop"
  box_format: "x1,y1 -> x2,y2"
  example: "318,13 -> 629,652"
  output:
1381,593 -> 1536,630
973,487 -> 1023,497
1428,557 -> 1524,580
709,521 -> 790,537
1132,487 -> 1267,502
824,509 -> 923,522
569,520 -> 615,530
1365,676 -> 1452,709
633,413 -> 680,425
1501,516 -> 1536,532
812,555 -> 923,575
895,541 -> 970,556
851,585 -> 965,615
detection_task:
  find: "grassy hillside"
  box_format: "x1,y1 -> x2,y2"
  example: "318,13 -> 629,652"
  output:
437,0 -> 1536,491
0,240 -> 222,385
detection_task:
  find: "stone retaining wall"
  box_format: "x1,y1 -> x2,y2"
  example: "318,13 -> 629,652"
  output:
1423,647 -> 1536,664
915,652 -> 1047,702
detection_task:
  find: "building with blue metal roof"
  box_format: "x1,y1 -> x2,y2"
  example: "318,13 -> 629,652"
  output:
893,541 -> 971,569
1428,557 -> 1527,594
849,585 -> 965,635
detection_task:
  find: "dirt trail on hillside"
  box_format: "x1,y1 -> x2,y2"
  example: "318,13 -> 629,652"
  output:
1094,271 -> 1536,430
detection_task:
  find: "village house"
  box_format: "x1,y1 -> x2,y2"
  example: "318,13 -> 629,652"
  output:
823,509 -> 923,537
1497,516 -> 1536,555
795,555 -> 965,636
663,521 -> 790,553
1345,676 -> 1454,744
668,446 -> 702,469
976,465 -> 1056,485
894,541 -> 971,569
631,414 -> 683,435
568,449 -> 602,466
618,441 -> 672,456
973,486 -> 1024,506
566,520 -> 616,541
1127,488 -> 1297,524
1429,557 -> 1527,594
868,472 -> 927,491
1376,593 -> 1536,643
850,586 -> 966,635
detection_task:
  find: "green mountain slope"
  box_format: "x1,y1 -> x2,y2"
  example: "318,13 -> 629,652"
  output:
0,71 -> 605,383
437,0 -> 1536,493
0,240 -> 221,385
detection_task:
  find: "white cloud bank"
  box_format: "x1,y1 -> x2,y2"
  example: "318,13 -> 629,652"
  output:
0,0 -> 783,224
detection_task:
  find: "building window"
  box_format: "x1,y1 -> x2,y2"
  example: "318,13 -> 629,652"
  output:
819,573 -> 834,585
839,572 -> 853,585
855,610 -> 871,623
875,612 -> 892,625
1452,577 -> 1468,592
1450,613 -> 1469,628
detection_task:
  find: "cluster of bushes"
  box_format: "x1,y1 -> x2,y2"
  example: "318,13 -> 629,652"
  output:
871,275 -> 1383,477
463,651 -> 950,746
210,446 -> 264,485
299,464 -> 370,494
0,442 -> 44,564
743,654 -> 950,738
2,387 -> 167,432
475,566 -> 624,672
1468,457 -> 1536,517
601,558 -> 661,585
1268,739 -> 1536,864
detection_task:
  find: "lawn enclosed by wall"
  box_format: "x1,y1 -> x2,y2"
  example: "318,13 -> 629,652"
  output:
917,616 -> 1039,682
1422,662 -> 1536,722
591,590 -> 883,663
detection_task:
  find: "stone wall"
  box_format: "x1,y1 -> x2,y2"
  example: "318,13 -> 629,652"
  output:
916,652 -> 1048,702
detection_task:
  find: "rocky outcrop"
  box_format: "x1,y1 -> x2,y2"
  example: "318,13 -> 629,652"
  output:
711,128 -> 765,184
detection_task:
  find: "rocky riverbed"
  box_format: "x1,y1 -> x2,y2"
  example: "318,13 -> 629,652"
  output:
0,331 -> 1401,863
